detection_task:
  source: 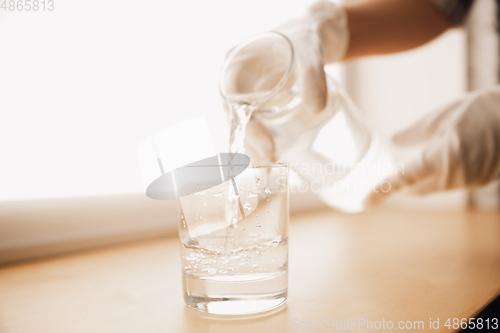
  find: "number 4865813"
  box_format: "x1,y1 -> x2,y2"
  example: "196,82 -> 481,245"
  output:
1,0 -> 54,11
444,318 -> 499,330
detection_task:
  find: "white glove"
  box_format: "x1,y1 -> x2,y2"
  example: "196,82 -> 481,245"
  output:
368,86 -> 500,204
223,0 -> 349,164
273,0 -> 349,112
226,0 -> 349,114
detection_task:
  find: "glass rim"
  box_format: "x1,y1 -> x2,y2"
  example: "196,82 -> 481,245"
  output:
219,31 -> 295,105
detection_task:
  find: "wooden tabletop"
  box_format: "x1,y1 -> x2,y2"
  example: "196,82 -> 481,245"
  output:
1,208 -> 500,332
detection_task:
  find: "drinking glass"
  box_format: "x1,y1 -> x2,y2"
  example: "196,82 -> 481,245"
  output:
177,162 -> 289,315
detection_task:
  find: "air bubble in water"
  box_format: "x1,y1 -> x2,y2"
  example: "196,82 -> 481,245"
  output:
256,178 -> 261,186
264,187 -> 271,193
208,268 -> 217,275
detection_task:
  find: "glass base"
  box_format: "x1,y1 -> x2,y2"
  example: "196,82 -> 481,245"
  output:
184,292 -> 287,315
182,272 -> 288,315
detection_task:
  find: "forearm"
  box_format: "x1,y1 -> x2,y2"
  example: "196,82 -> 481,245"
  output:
342,0 -> 453,60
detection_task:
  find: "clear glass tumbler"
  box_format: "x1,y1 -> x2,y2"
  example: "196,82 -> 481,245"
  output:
178,162 -> 289,315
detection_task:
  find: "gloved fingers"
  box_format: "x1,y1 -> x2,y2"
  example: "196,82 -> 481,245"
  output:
406,174 -> 443,195
392,99 -> 463,147
365,174 -> 438,207
365,141 -> 444,205
242,118 -> 276,164
305,0 -> 349,63
294,39 -> 328,113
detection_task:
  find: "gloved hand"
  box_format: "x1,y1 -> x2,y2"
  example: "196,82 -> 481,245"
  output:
223,0 -> 348,164
226,0 -> 349,114
367,86 -> 500,204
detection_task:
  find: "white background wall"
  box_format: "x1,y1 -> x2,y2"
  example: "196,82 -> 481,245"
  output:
0,0 -> 327,202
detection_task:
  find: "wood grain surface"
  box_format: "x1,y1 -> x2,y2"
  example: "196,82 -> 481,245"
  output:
1,208 -> 499,332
